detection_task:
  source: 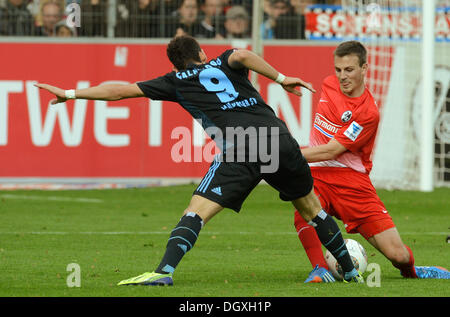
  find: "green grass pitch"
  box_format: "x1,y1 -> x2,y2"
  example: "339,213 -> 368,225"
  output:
0,185 -> 448,297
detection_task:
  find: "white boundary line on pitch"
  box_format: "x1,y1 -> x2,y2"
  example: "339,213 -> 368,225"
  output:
0,194 -> 103,203
0,231 -> 447,236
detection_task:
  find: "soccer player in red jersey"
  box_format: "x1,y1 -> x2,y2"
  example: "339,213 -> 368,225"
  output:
295,40 -> 450,282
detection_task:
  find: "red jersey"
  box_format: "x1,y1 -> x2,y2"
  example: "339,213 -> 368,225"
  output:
309,75 -> 380,174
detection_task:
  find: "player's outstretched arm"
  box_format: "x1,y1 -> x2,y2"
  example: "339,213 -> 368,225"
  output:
34,83 -> 145,105
227,49 -> 316,96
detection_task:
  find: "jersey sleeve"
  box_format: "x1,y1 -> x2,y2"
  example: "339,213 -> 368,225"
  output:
136,73 -> 177,101
220,49 -> 249,78
333,111 -> 379,153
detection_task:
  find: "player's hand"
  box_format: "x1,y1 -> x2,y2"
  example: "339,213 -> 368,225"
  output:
34,83 -> 67,105
281,77 -> 316,97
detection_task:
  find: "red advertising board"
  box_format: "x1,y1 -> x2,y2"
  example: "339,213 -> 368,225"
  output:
305,4 -> 450,41
0,42 -> 334,179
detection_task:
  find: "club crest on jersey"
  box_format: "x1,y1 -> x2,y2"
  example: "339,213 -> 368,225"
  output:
341,110 -> 352,123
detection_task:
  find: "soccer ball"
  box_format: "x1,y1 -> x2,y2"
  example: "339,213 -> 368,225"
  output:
325,239 -> 368,281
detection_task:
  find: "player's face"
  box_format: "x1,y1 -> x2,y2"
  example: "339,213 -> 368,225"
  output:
334,54 -> 367,97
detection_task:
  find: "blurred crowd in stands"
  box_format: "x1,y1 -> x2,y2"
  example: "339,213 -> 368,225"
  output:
0,0 -> 339,38
1,0 -> 448,39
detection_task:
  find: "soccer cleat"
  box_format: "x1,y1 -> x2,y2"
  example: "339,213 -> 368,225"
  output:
304,265 -> 336,283
415,266 -> 450,279
117,271 -> 173,286
343,269 -> 364,284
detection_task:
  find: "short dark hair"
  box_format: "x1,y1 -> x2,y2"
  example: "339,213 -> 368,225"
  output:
334,41 -> 367,66
166,35 -> 202,70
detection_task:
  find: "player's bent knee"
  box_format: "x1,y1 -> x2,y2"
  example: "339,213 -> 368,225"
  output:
183,195 -> 224,224
291,190 -> 322,222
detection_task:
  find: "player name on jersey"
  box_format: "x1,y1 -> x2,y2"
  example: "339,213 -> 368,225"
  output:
175,58 -> 223,80
221,97 -> 258,110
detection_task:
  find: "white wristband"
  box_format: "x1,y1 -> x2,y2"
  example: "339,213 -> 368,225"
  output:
275,73 -> 286,84
65,89 -> 76,99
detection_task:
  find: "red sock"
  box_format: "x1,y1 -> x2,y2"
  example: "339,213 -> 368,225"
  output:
294,210 -> 328,270
392,244 -> 417,278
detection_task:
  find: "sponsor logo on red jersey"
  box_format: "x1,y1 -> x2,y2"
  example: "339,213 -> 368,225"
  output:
313,113 -> 342,138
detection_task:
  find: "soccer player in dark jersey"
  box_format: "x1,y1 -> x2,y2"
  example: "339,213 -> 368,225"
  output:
35,35 -> 364,286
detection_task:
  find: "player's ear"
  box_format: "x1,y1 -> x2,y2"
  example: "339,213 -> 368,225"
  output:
199,49 -> 207,63
361,63 -> 368,75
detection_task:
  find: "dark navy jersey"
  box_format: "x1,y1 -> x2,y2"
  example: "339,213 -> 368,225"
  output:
137,49 -> 291,150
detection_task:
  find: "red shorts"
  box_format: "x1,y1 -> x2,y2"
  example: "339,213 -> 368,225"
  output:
311,167 -> 395,239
